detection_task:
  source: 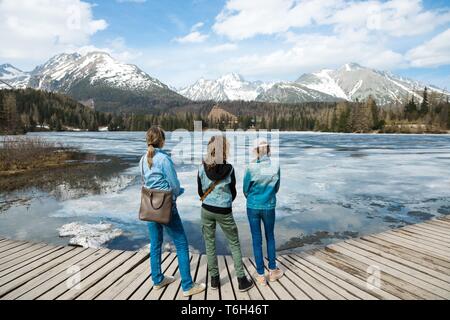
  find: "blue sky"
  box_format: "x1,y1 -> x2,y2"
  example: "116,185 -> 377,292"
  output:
1,0 -> 449,89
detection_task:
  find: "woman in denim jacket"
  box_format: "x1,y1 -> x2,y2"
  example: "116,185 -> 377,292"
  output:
243,139 -> 284,286
140,126 -> 205,297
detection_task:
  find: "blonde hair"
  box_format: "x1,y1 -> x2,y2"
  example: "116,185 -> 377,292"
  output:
204,135 -> 229,170
146,126 -> 166,168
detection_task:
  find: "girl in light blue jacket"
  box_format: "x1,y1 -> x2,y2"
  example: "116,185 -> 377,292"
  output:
243,139 -> 283,286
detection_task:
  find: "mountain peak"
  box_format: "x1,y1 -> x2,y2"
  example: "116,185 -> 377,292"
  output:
218,73 -> 245,83
341,62 -> 364,72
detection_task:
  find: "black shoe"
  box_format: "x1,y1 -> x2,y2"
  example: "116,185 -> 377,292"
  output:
211,276 -> 220,290
238,276 -> 254,292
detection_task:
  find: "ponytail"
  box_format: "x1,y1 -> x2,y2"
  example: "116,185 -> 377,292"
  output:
145,126 -> 166,168
147,145 -> 155,168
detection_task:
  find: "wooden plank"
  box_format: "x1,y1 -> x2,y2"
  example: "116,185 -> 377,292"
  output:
96,259 -> 148,300
249,257 -> 293,300
225,255 -> 251,300
3,248 -> 97,300
431,219 -> 450,228
288,255 -> 379,300
334,241 -> 450,290
328,243 -> 450,299
189,254 -> 207,300
264,259 -> 311,300
176,254 -> 200,301
57,251 -> 135,300
294,254 -> 383,300
403,225 -> 450,243
216,256 -> 235,300
317,248 -> 439,300
15,249 -> 108,300
392,229 -> 450,250
110,252 -> 169,300
281,255 -> 357,300
0,246 -> 64,279
413,220 -> 450,234
373,233 -> 450,260
77,251 -> 148,300
0,244 -> 56,273
413,223 -> 450,238
0,241 -> 30,256
276,255 -> 334,300
243,257 -> 278,300
0,242 -> 48,266
0,247 -> 78,297
382,231 -> 450,258
160,254 -> 193,301
365,235 -> 450,269
314,246 -> 404,300
425,220 -> 450,231
128,253 -> 177,300
36,249 -> 123,300
356,238 -> 450,277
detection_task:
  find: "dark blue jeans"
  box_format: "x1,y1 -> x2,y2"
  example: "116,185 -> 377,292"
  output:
247,208 -> 277,275
148,205 -> 194,292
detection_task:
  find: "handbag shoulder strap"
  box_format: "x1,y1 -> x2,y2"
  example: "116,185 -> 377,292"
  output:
140,156 -> 145,186
200,179 -> 221,202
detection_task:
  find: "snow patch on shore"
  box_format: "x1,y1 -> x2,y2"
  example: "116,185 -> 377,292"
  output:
58,222 -> 123,248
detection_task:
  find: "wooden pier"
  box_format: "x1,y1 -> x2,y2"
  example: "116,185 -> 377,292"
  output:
0,216 -> 449,300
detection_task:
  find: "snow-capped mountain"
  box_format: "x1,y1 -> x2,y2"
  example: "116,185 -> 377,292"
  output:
1,52 -> 186,112
256,82 -> 342,103
295,63 -> 446,105
180,63 -> 447,105
28,52 -> 168,93
0,64 -> 30,89
179,73 -> 269,102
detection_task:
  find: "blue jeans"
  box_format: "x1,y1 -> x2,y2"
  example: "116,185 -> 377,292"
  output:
247,208 -> 277,275
148,205 -> 194,292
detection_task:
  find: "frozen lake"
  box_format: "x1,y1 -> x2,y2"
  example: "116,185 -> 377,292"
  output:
1,131 -> 450,255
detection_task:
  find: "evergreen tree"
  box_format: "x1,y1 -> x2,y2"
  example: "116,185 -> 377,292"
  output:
420,87 -> 429,116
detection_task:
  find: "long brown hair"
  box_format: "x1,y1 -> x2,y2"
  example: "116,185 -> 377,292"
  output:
204,135 -> 229,170
146,126 -> 166,168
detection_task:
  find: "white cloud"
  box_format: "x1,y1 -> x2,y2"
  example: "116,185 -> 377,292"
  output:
0,0 -> 107,62
191,22 -> 205,32
220,31 -> 405,78
213,0 -> 450,40
407,28 -> 450,67
174,31 -> 209,44
116,0 -> 147,3
206,43 -> 238,53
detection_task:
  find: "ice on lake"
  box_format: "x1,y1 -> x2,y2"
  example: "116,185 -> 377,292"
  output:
1,131 -> 449,255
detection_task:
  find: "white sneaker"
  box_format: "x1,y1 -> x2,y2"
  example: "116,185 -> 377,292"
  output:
153,276 -> 176,290
183,282 -> 206,297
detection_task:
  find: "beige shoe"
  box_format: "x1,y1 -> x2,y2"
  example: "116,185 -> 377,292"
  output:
255,274 -> 268,286
183,282 -> 206,297
154,276 -> 176,290
269,268 -> 284,282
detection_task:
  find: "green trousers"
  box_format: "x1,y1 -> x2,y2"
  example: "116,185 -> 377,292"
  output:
201,208 -> 245,278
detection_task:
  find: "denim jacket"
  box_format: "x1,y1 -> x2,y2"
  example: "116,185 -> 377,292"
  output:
243,155 -> 280,210
140,149 -> 185,200
198,164 -> 236,213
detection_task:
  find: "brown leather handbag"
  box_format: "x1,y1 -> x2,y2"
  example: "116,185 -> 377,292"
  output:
139,158 -> 173,224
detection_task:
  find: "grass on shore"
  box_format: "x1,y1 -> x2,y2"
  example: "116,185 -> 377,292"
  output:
0,137 -> 76,174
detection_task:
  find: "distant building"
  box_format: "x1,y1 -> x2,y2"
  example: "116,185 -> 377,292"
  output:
208,105 -> 238,127
80,98 -> 95,110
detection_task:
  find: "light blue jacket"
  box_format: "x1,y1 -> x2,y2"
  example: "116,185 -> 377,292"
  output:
140,149 -> 184,200
198,164 -> 235,209
243,156 -> 281,210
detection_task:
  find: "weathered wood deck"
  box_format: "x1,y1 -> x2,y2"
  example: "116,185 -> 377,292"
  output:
0,216 -> 449,300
